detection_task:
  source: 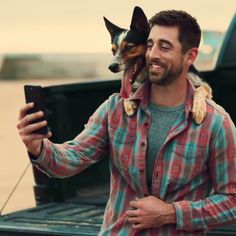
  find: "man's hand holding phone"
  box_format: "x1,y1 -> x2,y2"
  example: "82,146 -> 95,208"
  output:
17,85 -> 52,158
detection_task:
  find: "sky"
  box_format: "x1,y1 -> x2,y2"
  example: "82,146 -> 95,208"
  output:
0,0 -> 235,53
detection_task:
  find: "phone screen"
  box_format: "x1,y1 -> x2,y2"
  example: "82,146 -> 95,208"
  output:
24,85 -> 48,135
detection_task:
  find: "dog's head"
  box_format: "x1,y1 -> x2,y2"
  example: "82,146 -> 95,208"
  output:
104,6 -> 150,73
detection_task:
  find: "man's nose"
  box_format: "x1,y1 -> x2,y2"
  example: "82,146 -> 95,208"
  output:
147,45 -> 161,59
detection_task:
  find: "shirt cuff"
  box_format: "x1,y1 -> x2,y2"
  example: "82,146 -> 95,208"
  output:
173,201 -> 193,231
28,139 -> 48,164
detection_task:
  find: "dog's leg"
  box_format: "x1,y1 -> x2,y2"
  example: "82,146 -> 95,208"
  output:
123,99 -> 138,117
192,83 -> 212,124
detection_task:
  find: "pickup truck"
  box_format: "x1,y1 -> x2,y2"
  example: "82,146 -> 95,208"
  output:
0,13 -> 236,236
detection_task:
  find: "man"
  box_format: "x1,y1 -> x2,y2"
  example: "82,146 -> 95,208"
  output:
17,10 -> 236,235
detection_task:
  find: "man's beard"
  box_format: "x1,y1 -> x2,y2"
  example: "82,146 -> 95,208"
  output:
148,61 -> 184,86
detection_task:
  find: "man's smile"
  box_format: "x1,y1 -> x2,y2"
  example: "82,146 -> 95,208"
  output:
148,60 -> 166,74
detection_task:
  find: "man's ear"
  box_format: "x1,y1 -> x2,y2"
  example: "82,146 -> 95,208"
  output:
103,17 -> 125,43
130,6 -> 150,36
185,48 -> 198,66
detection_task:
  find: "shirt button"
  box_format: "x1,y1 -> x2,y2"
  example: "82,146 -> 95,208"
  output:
154,172 -> 159,178
141,142 -> 145,147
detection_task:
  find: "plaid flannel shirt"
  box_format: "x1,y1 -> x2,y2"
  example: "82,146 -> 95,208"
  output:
32,78 -> 236,236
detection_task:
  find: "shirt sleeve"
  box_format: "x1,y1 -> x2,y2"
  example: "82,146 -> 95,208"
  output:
30,96 -> 110,178
173,113 -> 236,231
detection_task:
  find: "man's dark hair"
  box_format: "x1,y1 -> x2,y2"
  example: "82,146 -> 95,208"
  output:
149,10 -> 201,53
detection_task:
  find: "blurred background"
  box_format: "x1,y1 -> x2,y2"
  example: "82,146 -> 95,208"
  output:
0,0 -> 235,214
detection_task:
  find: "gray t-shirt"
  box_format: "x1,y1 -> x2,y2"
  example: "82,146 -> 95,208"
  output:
146,102 -> 185,191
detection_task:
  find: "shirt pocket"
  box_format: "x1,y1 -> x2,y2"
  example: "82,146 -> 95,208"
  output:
169,144 -> 208,185
109,127 -> 136,145
109,127 -> 136,170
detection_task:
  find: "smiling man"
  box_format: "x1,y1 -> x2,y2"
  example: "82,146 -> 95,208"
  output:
17,10 -> 236,235
125,10 -> 236,234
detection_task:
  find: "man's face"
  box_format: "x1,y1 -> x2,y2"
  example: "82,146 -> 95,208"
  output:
145,25 -> 186,86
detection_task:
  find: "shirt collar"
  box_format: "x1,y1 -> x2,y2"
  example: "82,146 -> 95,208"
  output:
130,79 -> 151,110
129,72 -> 197,114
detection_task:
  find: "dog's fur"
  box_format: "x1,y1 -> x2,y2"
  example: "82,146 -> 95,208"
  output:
104,6 -> 212,124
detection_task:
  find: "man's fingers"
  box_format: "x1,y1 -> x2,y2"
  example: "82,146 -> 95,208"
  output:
129,200 -> 139,209
17,103 -> 51,156
132,223 -> 143,229
126,209 -> 139,217
18,103 -> 34,120
126,215 -> 144,230
17,111 -> 45,130
21,132 -> 51,143
127,216 -> 141,224
19,120 -> 47,136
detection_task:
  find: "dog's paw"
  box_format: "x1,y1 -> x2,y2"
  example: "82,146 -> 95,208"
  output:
192,86 -> 208,124
201,82 -> 212,99
124,99 -> 138,117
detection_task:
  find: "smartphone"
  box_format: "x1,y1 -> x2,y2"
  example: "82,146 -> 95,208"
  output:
24,85 -> 49,135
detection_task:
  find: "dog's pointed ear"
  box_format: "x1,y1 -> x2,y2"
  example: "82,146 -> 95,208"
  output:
103,17 -> 125,43
130,6 -> 150,36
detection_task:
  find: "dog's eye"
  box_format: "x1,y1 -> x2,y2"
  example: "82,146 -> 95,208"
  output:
112,48 -> 117,55
125,43 -> 135,52
111,45 -> 118,55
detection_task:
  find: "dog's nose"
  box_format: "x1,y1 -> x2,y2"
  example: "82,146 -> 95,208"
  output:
109,63 -> 120,73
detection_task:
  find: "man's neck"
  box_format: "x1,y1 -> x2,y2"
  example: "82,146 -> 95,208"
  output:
150,76 -> 188,107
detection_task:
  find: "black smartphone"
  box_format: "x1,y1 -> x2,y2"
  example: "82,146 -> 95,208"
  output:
24,85 -> 49,135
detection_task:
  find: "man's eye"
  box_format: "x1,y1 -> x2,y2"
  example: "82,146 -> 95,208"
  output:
147,42 -> 153,48
160,44 -> 170,51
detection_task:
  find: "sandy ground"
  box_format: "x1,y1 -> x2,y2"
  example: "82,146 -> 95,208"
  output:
0,78 -> 83,215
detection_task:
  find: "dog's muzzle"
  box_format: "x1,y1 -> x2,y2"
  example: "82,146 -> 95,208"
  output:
108,63 -> 121,73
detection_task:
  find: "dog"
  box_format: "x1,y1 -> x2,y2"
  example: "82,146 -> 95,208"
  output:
104,6 -> 212,124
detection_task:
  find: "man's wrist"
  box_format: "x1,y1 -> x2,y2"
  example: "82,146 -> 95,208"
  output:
27,141 -> 43,159
164,203 -> 176,224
